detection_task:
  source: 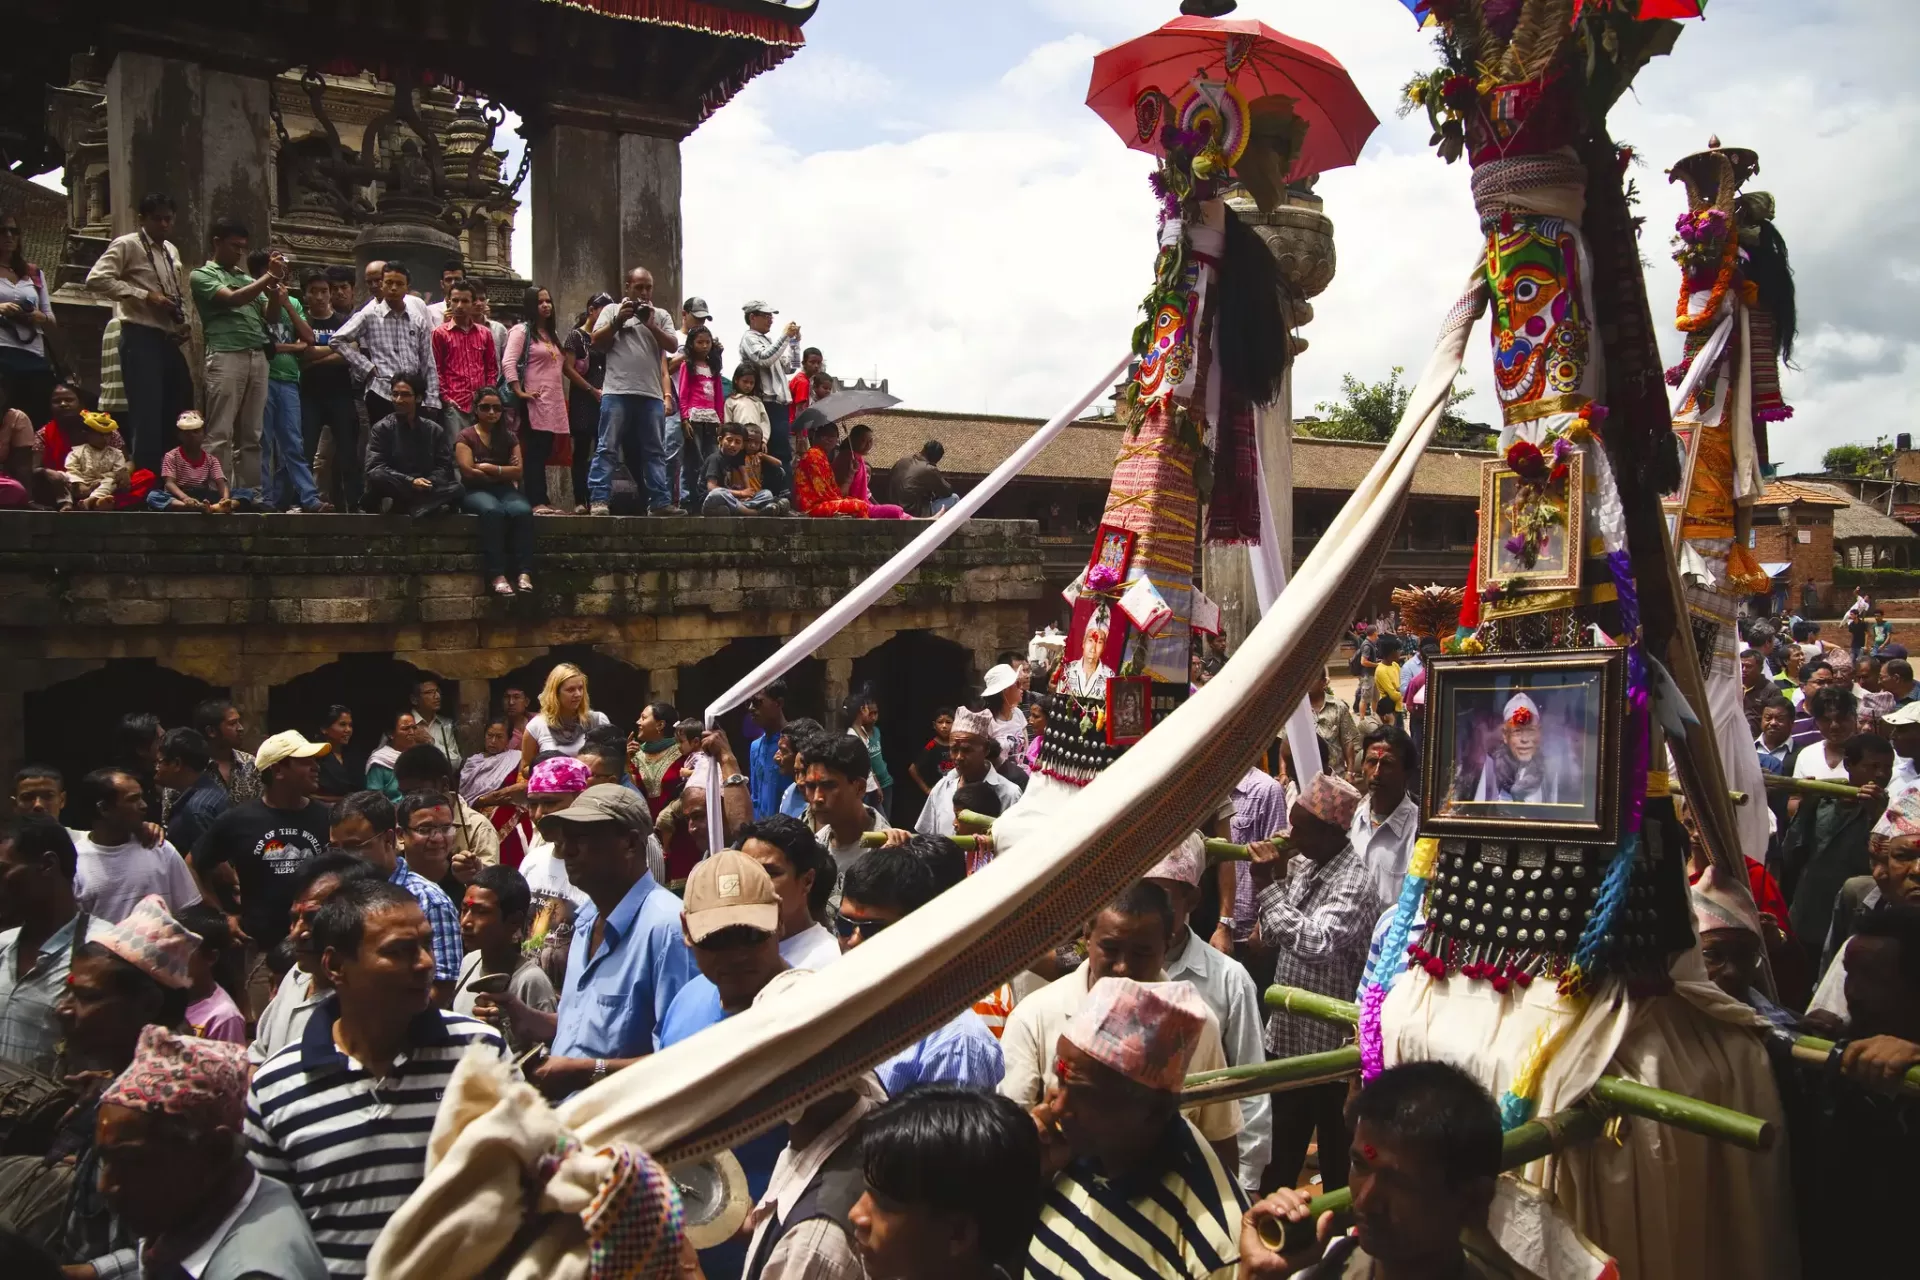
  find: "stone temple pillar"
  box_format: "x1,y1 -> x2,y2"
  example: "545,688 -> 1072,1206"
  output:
531,124 -> 683,326
106,52 -> 273,259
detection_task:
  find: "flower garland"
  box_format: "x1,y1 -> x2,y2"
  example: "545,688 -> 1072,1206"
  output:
1357,836 -> 1441,1081
1674,229 -> 1738,334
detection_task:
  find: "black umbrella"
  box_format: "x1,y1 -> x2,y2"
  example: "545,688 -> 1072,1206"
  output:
806,386 -> 902,423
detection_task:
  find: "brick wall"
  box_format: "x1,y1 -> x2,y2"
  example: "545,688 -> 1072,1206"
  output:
1751,510 -> 1835,613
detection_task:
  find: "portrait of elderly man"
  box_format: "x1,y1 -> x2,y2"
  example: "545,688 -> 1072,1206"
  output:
1458,691 -> 1577,806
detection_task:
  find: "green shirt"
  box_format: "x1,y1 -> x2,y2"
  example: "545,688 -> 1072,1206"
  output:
267,295 -> 306,382
190,260 -> 267,353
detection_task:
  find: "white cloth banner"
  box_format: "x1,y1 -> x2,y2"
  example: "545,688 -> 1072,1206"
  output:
702,353 -> 1135,850
1251,386 -> 1325,790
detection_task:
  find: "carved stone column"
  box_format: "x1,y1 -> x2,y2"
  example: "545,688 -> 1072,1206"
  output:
530,123 -> 683,327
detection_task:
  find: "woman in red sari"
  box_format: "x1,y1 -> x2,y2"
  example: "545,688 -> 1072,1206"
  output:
792,413 -> 906,519
38,380 -> 155,508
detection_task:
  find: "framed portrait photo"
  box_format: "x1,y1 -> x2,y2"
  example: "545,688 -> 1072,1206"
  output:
1105,675 -> 1153,746
1419,647 -> 1624,844
1088,524 -> 1138,581
1478,451 -> 1585,593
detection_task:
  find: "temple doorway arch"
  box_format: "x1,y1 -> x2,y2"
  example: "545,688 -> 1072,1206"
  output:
850,631 -> 974,831
269,653 -> 453,769
22,659 -> 224,824
679,638 -> 826,761
490,647 -> 650,745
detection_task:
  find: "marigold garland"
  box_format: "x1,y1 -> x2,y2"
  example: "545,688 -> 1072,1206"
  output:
1674,234 -> 1738,334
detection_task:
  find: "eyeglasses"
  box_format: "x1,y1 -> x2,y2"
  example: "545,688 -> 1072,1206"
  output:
834,911 -> 891,940
0,228 -> 19,238
408,823 -> 457,838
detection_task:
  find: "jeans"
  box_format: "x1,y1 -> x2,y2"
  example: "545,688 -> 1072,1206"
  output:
927,493 -> 960,516
118,323 -> 194,475
462,483 -> 536,579
302,385 -> 361,509
662,411 -> 684,505
204,349 -> 269,491
762,398 -> 792,468
588,393 -> 670,510
701,487 -> 777,515
262,379 -> 320,510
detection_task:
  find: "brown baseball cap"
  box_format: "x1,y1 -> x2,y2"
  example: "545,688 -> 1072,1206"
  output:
683,850 -> 780,943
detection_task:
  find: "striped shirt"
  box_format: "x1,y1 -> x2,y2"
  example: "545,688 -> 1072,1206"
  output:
245,995 -> 507,1277
1027,1116 -> 1245,1279
389,856 -> 464,982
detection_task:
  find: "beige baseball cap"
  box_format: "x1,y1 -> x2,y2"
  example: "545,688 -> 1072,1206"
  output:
255,730 -> 331,772
683,850 -> 780,943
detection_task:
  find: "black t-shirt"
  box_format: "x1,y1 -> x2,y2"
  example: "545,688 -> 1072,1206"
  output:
302,310 -> 355,398
704,449 -> 747,491
1849,618 -> 1869,647
915,739 -> 952,785
192,798 -> 331,947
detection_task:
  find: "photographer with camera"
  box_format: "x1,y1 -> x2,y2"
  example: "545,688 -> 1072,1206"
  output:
189,218 -> 290,496
86,193 -> 196,476
587,266 -> 681,516
738,299 -> 803,468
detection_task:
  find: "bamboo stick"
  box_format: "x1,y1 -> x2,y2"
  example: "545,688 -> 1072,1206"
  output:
1260,1105 -> 1609,1249
1791,1035 -> 1920,1097
1182,1047 -> 1360,1107
1262,986 -> 1774,1150
952,809 -> 1255,865
956,809 -> 996,831
1761,774 -> 1861,800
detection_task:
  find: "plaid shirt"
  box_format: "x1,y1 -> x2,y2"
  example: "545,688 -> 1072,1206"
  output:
1258,842 -> 1380,1057
431,321 -> 500,414
389,856 -> 463,981
334,299 -> 441,407
0,914 -> 80,1078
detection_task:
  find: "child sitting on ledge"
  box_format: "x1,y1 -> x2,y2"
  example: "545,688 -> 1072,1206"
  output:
149,411 -> 236,512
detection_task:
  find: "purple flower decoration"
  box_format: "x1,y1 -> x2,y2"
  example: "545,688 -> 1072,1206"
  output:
1504,533 -> 1528,556
1550,436 -> 1576,464
1086,564 -> 1121,592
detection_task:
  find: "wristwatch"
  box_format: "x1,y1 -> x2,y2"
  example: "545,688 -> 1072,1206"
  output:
592,1058 -> 608,1082
722,772 -> 748,788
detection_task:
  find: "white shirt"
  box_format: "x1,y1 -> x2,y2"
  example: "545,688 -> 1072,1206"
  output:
779,923 -> 841,972
1808,939 -> 1851,1023
1349,792 -> 1422,906
1793,741 -> 1848,782
358,292 -> 433,324
1163,928 -> 1272,1194
1890,755 -> 1920,803
146,1168 -> 261,1279
249,969 -> 322,1067
72,832 -> 202,923
593,301 -> 674,399
518,837 -> 592,908
914,767 -> 1023,837
523,711 -> 612,758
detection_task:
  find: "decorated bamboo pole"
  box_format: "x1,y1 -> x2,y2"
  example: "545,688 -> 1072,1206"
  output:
1264,986 -> 1774,1150
1760,775 -> 1862,801
1182,1047 -> 1361,1107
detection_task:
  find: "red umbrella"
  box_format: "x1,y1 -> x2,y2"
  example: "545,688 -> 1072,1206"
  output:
1086,15 -> 1378,181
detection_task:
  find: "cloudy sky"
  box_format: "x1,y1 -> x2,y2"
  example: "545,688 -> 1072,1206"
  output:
555,0 -> 1910,473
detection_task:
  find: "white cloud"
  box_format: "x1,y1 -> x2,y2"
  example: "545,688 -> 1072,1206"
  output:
642,0 -> 1918,475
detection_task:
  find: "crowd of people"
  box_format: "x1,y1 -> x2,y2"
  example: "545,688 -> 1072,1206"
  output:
0,625 -> 1575,1280
0,195 -> 961,594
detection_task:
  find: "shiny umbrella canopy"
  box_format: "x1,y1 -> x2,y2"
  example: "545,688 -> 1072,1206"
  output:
1086,15 -> 1378,181
806,387 -> 902,424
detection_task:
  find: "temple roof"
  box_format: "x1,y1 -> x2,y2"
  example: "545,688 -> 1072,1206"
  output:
861,408 -> 1490,498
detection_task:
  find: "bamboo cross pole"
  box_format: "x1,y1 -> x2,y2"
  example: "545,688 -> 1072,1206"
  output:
1760,775 -> 1862,801
1182,1047 -> 1361,1107
1789,1034 -> 1920,1097
1261,985 -> 1774,1150
949,809 -> 1259,862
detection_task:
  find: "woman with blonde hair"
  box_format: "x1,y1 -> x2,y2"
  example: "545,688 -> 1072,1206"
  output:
515,662 -> 611,776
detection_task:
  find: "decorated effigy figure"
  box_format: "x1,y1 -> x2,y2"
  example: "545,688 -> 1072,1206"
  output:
1363,4 -> 1798,1278
1662,137 -> 1796,867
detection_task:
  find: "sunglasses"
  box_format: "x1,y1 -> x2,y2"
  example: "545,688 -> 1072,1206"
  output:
476,402 -> 503,414
833,911 -> 891,940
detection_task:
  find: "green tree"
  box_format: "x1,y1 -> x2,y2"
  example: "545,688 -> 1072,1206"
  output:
1822,441 -> 1894,478
1300,367 -> 1494,449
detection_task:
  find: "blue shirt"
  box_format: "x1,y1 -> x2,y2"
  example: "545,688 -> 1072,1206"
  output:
388,856 -> 463,982
779,781 -> 808,820
749,730 -> 782,821
165,770 -> 231,859
873,1009 -> 1005,1097
1755,735 -> 1791,776
657,973 -> 788,1280
552,872 -> 694,1059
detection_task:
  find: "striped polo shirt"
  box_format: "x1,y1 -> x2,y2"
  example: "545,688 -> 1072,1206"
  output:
245,993 -> 507,1276
1027,1115 -> 1246,1279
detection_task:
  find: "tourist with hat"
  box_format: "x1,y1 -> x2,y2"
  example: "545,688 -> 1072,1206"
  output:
190,730 -> 334,974
245,877 -> 506,1277
1024,974 -> 1244,1278
530,783 -> 693,1097
51,894 -> 200,1275
737,300 -> 801,467
657,850 -> 792,1280
1145,833 -> 1272,1198
94,1026 -> 328,1279
981,664 -> 1028,764
914,706 -> 1022,838
1248,772 -> 1381,1193
1001,880 -> 1243,1176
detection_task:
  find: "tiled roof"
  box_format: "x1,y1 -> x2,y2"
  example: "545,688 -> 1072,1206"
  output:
1760,480 -> 1851,509
859,408 -> 1488,498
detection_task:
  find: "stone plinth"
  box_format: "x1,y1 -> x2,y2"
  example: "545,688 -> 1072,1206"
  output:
0,514 -> 1042,779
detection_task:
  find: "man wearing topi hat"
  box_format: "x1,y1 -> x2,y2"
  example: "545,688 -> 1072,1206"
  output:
913,706 -> 1022,838
1026,975 -> 1244,1277
1246,772 -> 1381,1194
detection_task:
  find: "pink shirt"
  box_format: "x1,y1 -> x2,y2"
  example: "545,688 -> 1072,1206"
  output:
187,984 -> 247,1045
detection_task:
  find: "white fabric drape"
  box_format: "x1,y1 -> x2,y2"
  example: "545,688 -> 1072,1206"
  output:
1250,380 -> 1323,789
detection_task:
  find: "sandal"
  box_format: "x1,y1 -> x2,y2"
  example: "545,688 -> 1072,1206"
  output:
492,578 -> 515,596
517,573 -> 534,593
533,505 -> 559,515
